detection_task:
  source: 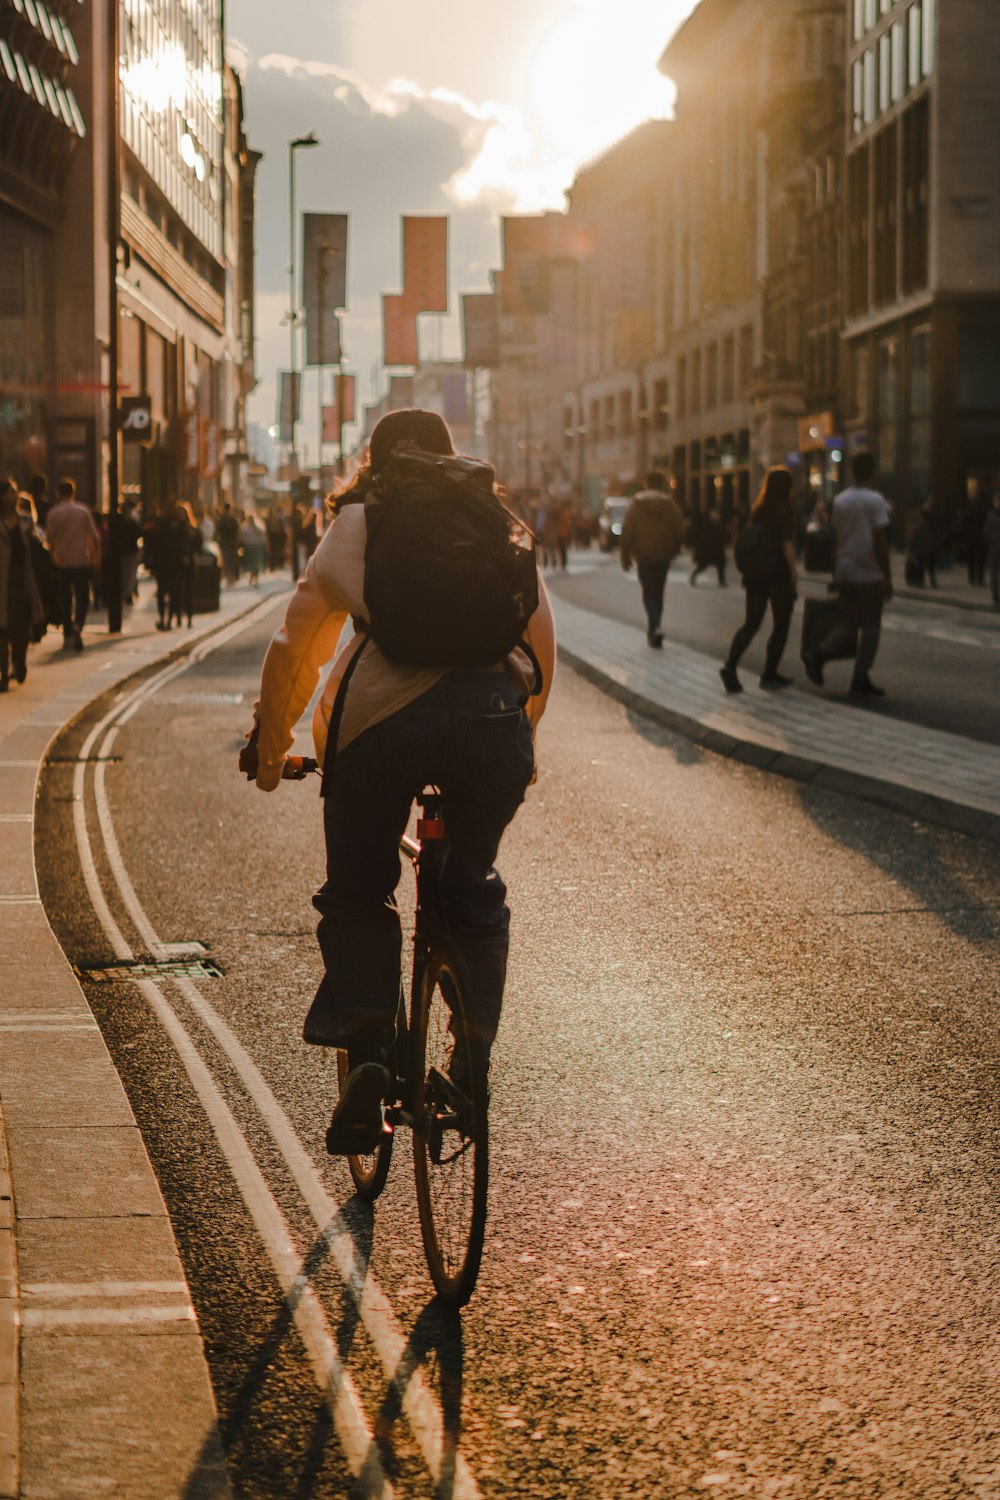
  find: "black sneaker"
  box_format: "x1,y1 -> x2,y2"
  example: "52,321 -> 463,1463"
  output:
849,677 -> 885,698
719,664 -> 743,694
326,1062 -> 390,1155
760,671 -> 794,689
647,630 -> 663,649
802,651 -> 824,687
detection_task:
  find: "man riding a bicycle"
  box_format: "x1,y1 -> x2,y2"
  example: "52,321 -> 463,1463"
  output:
244,409 -> 555,1154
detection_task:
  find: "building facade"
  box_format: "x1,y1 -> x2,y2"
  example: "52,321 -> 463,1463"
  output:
0,0 -> 258,515
844,0 -> 1000,533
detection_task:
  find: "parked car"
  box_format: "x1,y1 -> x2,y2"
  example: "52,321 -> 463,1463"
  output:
597,496 -> 630,552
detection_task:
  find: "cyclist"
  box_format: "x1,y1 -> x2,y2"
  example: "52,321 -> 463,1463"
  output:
244,409 -> 555,1151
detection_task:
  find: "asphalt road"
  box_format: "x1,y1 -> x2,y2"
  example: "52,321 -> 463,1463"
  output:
36,599 -> 1000,1499
548,552 -> 1000,747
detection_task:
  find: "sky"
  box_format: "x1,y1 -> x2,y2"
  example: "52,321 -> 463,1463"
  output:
227,0 -> 699,462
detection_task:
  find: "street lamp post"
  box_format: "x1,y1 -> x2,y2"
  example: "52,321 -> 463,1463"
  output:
105,0 -> 122,633
286,131 -> 319,473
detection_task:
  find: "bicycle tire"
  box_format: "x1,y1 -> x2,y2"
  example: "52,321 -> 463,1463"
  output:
336,1049 -> 394,1202
412,940 -> 489,1307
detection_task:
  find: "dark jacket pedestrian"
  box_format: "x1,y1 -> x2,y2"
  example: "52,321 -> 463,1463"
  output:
964,488 -> 989,587
44,478 -> 100,650
620,472 -> 685,649
215,503 -> 240,584
720,466 -> 798,693
908,501 -> 939,588
147,502 -> 198,629
689,507 -> 727,586
0,482 -> 47,689
985,493 -> 1000,608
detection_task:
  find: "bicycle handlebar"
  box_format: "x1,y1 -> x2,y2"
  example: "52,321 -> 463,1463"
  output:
238,727 -> 319,782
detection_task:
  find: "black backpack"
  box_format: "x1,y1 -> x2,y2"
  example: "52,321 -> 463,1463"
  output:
362,448 -> 539,669
734,519 -> 776,584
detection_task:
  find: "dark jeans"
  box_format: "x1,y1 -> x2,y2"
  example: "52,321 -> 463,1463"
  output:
636,560 -> 669,636
821,581 -> 885,678
0,619 -> 30,683
56,566 -> 90,639
305,670 -> 535,1052
727,581 -> 795,674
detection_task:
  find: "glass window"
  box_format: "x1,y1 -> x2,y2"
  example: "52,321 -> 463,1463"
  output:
853,59 -> 864,133
854,0 -> 864,42
922,0 -> 935,75
864,48 -> 876,125
891,22 -> 905,102
909,4 -> 922,87
879,34 -> 890,112
865,0 -> 876,28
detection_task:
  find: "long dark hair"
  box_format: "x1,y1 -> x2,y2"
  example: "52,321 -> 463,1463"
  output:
751,466 -> 794,519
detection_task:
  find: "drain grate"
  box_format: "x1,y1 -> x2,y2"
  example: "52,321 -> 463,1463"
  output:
73,957 -> 224,984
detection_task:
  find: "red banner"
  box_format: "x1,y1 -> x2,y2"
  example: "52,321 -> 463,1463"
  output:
402,216 -> 448,313
201,418 -> 221,479
383,294 -> 419,367
181,411 -> 201,474
321,374 -> 357,441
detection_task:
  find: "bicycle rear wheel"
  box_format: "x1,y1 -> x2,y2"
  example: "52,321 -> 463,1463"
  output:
412,941 -> 489,1307
336,1049 -> 394,1202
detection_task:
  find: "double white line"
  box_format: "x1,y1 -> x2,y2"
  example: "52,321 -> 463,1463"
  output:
68,595 -> 482,1500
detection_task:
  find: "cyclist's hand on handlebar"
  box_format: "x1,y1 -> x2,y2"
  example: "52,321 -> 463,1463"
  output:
238,722 -> 260,781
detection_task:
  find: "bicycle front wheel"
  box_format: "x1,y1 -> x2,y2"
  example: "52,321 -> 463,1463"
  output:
336,1049 -> 394,1202
412,942 -> 489,1308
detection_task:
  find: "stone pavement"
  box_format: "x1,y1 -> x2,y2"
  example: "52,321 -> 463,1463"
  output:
551,588 -> 1000,845
0,575 -> 289,1500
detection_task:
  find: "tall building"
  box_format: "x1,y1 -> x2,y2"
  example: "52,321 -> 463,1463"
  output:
0,0 -> 88,482
844,0 -> 1000,526
0,0 -> 259,512
659,0 -> 845,524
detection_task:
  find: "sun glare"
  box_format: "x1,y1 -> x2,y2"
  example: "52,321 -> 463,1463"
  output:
528,1 -> 677,163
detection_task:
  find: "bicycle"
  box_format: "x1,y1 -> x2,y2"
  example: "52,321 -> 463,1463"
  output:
240,739 -> 489,1308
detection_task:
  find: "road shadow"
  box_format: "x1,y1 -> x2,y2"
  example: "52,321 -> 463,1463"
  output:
374,1296 -> 467,1500
625,706 -> 706,767
799,789 -> 1000,948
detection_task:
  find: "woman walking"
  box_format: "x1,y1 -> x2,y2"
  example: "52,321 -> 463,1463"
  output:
0,481 -> 47,690
720,466 -> 798,693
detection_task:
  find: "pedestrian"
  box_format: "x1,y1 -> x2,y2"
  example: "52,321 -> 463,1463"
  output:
26,472 -> 49,527
985,491 -> 1000,608
265,509 -> 286,571
803,451 -> 893,698
539,503 -> 559,570
215,502 -> 240,585
120,499 -> 142,605
0,482 -> 47,690
147,501 -> 197,630
907,499 -> 939,588
242,408 -> 555,1152
720,466 -> 798,693
964,483 -> 989,587
555,498 -> 573,571
44,477 -> 100,650
689,505 -> 727,586
620,471 -> 685,649
239,511 -> 266,587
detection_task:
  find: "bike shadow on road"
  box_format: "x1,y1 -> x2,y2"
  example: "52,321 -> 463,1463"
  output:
372,1296 -> 467,1499
798,790 -> 1000,949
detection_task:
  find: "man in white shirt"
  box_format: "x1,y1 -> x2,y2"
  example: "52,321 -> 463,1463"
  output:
803,452 -> 893,697
44,477 -> 101,650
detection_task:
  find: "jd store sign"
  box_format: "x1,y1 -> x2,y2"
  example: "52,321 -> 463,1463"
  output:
120,395 -> 153,444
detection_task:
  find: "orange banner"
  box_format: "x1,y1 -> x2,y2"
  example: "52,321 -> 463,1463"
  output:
321,374 -> 357,441
402,216 -> 448,313
383,294 -> 419,367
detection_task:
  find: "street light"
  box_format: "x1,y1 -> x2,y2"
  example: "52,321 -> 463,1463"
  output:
286,131 -> 319,472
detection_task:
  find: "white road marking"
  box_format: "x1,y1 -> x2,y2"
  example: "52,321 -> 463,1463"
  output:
22,1306 -> 197,1329
66,591 -> 482,1500
24,1281 -> 189,1298
89,679 -> 484,1498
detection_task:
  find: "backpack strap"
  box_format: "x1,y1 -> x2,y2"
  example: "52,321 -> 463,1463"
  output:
320,632 -> 369,794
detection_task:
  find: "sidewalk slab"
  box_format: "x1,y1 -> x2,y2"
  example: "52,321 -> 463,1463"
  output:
0,577 -> 289,1499
552,594 -> 1000,843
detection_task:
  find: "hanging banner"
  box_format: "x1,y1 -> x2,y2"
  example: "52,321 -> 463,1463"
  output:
181,410 -> 201,473
402,216 -> 448,313
201,418 -> 221,479
388,374 -> 415,410
321,374 -> 357,441
277,371 -> 300,443
383,294 -> 418,368
500,216 -> 551,316
303,213 -> 348,367
461,292 -> 500,368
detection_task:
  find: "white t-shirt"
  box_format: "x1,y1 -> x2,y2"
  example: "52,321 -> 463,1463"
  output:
832,485 -> 892,583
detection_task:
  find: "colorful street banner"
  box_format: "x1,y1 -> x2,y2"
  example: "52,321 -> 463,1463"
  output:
277,371 -> 300,443
321,373 -> 357,442
461,292 -> 500,368
383,294 -> 418,368
402,216 -> 448,313
303,213 -> 348,367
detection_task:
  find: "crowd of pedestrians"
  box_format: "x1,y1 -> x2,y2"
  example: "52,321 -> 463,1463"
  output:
0,471 -> 316,692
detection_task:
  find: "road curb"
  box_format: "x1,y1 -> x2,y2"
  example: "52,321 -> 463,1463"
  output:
559,645 -> 1000,847
0,585 -> 288,1500
0,1105 -> 17,1500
